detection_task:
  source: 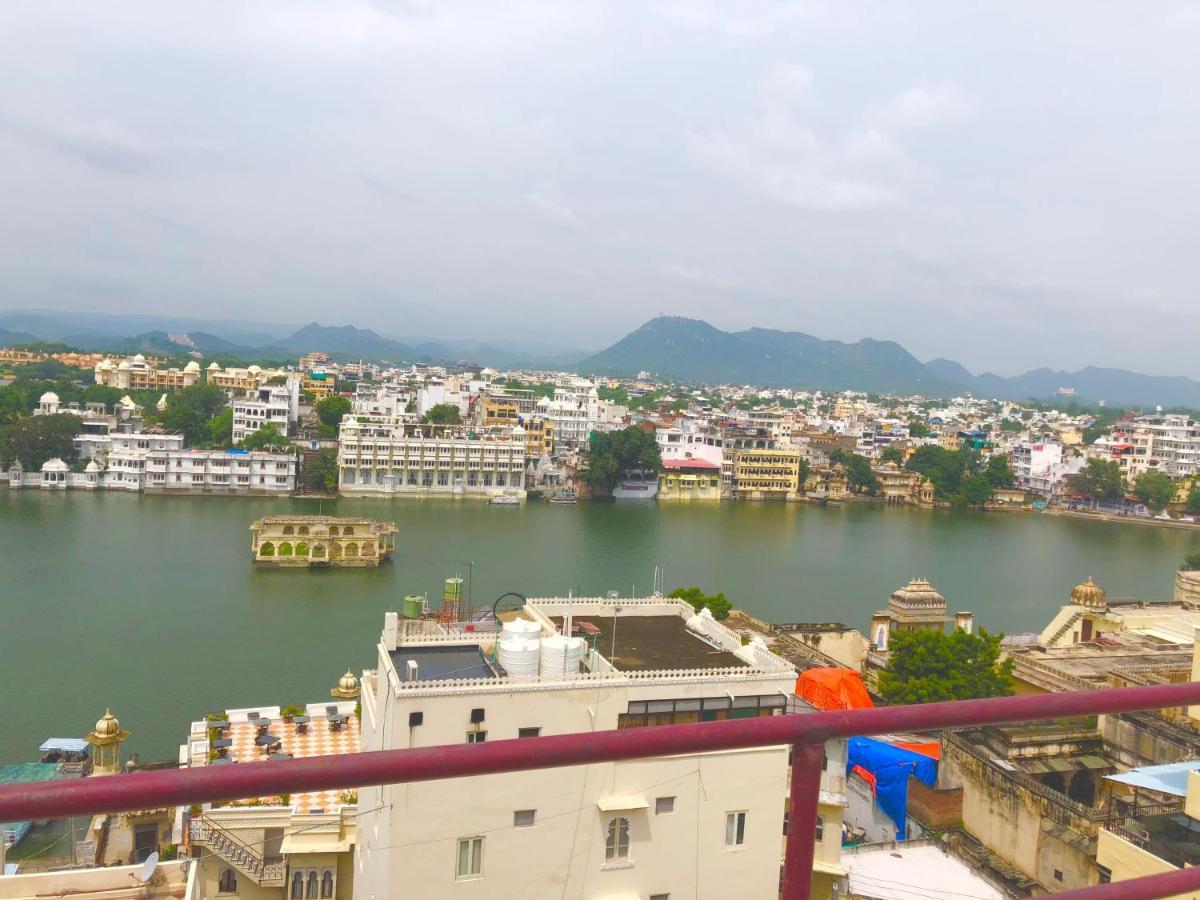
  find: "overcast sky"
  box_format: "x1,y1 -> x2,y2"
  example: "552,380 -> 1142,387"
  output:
1,2 -> 1198,376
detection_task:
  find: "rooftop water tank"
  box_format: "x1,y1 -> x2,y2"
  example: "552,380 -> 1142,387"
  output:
498,637 -> 540,678
501,617 -> 541,641
539,634 -> 585,678
402,595 -> 423,619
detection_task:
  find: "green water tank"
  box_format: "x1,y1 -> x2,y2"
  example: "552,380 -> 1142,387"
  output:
442,577 -> 464,604
402,595 -> 424,619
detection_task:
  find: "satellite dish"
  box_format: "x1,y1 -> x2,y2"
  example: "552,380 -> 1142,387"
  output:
137,852 -> 159,883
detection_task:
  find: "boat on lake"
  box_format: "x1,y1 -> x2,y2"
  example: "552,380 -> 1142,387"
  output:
489,493 -> 521,506
250,515 -> 397,567
548,490 -> 578,505
613,469 -> 659,500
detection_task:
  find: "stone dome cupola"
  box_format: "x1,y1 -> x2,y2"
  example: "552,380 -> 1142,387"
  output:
1070,577 -> 1107,609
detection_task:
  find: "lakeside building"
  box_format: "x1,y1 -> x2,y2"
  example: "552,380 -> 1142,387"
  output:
1121,414 -> 1200,480
337,416 -> 526,497
731,447 -> 803,500
356,596 -> 848,899
534,377 -> 600,450
657,457 -> 722,500
206,363 -> 286,394
182,699 -> 360,900
250,515 -> 397,567
232,378 -> 301,444
94,355 -> 202,391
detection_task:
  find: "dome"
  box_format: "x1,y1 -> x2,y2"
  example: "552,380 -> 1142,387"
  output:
338,669 -> 358,692
41,458 -> 68,472
85,460 -> 101,473
94,709 -> 121,737
1070,577 -> 1107,608
183,361 -> 201,373
248,364 -> 262,374
117,360 -> 131,370
133,353 -> 145,362
38,391 -> 59,404
888,578 -> 947,611
208,362 -> 221,370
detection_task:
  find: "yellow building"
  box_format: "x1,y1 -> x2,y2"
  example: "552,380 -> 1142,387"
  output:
94,355 -> 201,391
733,447 -> 802,500
481,396 -> 520,425
207,362 -> 283,392
251,516 -> 396,567
522,416 -> 554,458
303,372 -> 337,399
658,458 -> 722,500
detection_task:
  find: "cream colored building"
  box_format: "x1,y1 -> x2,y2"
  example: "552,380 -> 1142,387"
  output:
0,858 -> 197,900
733,447 -> 803,500
207,363 -> 284,394
355,596 -> 847,900
250,516 -> 397,567
94,356 -> 201,391
182,700 -> 359,900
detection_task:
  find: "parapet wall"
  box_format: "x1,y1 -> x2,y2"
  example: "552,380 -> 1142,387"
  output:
1174,569 -> 1200,607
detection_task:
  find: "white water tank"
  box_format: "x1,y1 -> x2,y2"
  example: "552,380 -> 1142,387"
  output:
498,637 -> 540,678
539,634 -> 585,677
501,617 -> 542,641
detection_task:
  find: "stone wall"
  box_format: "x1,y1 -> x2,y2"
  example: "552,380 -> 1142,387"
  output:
1174,569 -> 1200,607
908,779 -> 963,831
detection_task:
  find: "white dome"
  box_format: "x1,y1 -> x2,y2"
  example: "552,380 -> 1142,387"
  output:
41,458 -> 69,472
208,362 -> 221,370
183,361 -> 201,373
248,364 -> 262,374
85,460 -> 101,473
117,360 -> 131,370
133,353 -> 146,362
39,391 -> 59,404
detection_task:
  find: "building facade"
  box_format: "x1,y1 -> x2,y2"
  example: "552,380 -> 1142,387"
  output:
94,356 -> 202,391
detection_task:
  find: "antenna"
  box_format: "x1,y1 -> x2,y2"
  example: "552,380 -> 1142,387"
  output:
136,852 -> 159,883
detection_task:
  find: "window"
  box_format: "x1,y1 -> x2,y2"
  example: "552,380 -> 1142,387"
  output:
605,816 -> 630,861
467,731 -> 487,744
320,870 -> 333,898
815,815 -> 824,842
456,836 -> 484,880
513,809 -> 536,827
218,868 -> 238,894
724,811 -> 746,848
655,796 -> 675,815
518,727 -> 541,739
650,895 -> 670,900
1053,869 -> 1063,883
306,871 -> 318,899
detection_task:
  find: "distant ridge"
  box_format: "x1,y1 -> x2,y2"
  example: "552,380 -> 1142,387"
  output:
579,316 -> 1200,408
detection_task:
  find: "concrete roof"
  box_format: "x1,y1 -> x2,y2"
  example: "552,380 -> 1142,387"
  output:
843,841 -> 1004,900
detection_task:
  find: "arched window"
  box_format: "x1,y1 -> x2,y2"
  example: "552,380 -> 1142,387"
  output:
219,868 -> 238,894
311,544 -> 326,558
306,871 -> 319,899
320,870 -> 334,898
344,542 -> 358,557
330,543 -> 342,559
343,526 -> 354,536
362,542 -> 375,556
605,816 -> 630,861
329,526 -> 339,536
1068,770 -> 1096,806
278,542 -> 293,557
282,525 -> 294,535
290,871 -> 303,899
298,525 -> 309,536
295,541 -> 308,557
260,542 -> 275,557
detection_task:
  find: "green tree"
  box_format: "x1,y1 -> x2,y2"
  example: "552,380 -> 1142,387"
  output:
878,628 -> 1014,704
1134,469 -> 1175,512
160,383 -> 228,446
237,423 -> 291,452
880,447 -> 904,465
422,403 -> 462,425
958,474 -> 995,508
1066,458 -> 1125,502
907,420 -> 931,439
668,586 -> 732,620
583,426 -> 662,492
828,449 -> 880,495
208,407 -> 233,447
0,414 -> 84,470
1182,553 -> 1200,572
1186,481 -> 1200,515
983,455 -> 1015,489
316,395 -> 352,429
304,447 -> 340,494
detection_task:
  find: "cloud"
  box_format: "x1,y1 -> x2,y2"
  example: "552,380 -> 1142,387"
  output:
526,182 -> 585,229
659,263 -> 734,288
871,83 -> 974,131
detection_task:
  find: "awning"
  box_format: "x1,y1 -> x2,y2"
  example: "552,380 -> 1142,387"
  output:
38,739 -> 89,753
597,795 -> 649,812
1106,760 -> 1200,797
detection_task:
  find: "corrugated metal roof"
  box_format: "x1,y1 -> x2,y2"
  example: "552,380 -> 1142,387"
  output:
1106,760 -> 1200,797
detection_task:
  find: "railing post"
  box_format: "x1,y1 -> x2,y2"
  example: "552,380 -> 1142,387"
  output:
782,742 -> 824,900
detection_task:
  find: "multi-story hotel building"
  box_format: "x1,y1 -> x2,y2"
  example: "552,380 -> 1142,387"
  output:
535,378 -> 600,450
337,416 -> 526,497
732,447 -> 804,500
232,379 -> 301,444
206,362 -> 289,394
94,355 -> 202,391
1122,414 -> 1200,479
355,595 -> 847,900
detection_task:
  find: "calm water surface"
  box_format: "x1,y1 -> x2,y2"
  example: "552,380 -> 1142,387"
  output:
2,490 -> 1197,763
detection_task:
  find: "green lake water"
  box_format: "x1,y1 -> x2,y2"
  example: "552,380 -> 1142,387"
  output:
2,490 -> 1197,764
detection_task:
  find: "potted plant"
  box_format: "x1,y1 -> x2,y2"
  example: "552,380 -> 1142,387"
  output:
281,704 -> 304,723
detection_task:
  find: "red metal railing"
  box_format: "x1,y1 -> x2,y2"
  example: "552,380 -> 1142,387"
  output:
4,681 -> 1200,898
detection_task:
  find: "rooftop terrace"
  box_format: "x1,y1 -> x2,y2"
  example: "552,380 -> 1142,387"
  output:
552,614 -> 748,672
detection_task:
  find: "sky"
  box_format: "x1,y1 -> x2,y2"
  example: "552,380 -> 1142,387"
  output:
0,1 -> 1198,376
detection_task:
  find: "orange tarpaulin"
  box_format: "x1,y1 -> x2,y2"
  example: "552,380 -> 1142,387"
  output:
795,668 -> 874,712
893,741 -> 941,761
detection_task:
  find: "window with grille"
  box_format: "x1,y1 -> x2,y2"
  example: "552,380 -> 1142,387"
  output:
605,816 -> 631,861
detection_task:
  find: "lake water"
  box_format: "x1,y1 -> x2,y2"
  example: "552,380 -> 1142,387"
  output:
2,490 -> 1197,764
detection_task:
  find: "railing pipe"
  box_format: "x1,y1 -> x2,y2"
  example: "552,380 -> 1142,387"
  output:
1054,866 -> 1200,899
782,743 -> 824,900
1,681 -> 1200,899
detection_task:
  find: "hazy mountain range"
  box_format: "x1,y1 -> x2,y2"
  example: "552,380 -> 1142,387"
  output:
4,309 -> 1200,408
579,317 -> 1200,409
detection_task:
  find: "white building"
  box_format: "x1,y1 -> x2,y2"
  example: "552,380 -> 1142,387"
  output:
536,378 -> 600,450
1123,414 -> 1200,479
337,416 -> 526,497
1011,440 -> 1064,495
232,378 -> 301,444
656,418 -> 724,467
355,596 -> 847,900
145,449 -> 296,494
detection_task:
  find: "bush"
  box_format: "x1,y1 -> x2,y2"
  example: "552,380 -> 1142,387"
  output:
668,586 -> 732,620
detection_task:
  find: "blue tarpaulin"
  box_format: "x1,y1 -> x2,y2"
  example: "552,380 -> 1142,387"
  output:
847,737 -> 938,839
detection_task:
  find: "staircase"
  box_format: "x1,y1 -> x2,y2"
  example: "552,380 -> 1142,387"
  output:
189,816 -> 286,886
1048,611 -> 1083,646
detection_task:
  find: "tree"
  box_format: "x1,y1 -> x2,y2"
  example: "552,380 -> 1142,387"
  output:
237,423 -> 291,452
668,586 -> 732,621
207,407 -> 233,447
829,449 -> 880,495
983,455 -> 1015,489
880,447 -> 904,465
422,403 -> 462,425
1182,553 -> 1200,572
1066,458 -> 1125,502
1186,481 -> 1200,515
878,628 -> 1014,704
583,426 -> 662,492
906,445 -> 974,499
304,448 -> 339,494
316,395 -> 351,429
160,383 -> 228,446
1134,469 -> 1175,512
958,475 -> 995,508
0,414 -> 83,470
907,421 -> 931,439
